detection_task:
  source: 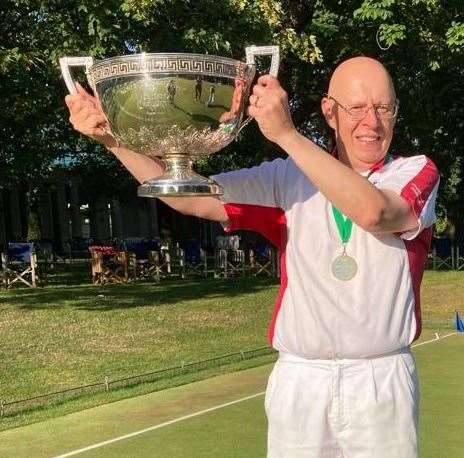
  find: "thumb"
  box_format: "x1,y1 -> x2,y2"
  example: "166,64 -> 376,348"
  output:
76,82 -> 98,108
75,82 -> 94,100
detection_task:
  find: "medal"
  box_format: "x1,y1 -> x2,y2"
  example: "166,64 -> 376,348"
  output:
331,206 -> 357,281
329,153 -> 393,281
331,250 -> 358,281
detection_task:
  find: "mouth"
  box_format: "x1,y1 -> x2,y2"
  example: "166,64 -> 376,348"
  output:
355,135 -> 381,143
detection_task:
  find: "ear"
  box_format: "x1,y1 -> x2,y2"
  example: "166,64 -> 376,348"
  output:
321,97 -> 336,130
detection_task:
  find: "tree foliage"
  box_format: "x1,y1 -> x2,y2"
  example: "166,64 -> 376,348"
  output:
0,0 -> 463,234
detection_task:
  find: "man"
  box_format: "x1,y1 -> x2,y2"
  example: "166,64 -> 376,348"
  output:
195,76 -> 203,101
167,79 -> 176,103
65,56 -> 439,457
206,84 -> 216,107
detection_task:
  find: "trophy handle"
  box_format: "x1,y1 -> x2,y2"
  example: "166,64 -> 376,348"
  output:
237,46 -> 280,134
59,56 -> 94,94
245,45 -> 280,77
60,56 -> 119,146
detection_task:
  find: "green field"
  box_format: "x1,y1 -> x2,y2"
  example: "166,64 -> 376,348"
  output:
0,331 -> 461,458
0,270 -> 462,449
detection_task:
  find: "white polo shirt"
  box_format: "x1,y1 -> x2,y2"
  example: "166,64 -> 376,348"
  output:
213,153 -> 439,359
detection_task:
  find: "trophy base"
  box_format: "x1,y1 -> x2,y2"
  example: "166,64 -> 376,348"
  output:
137,175 -> 223,197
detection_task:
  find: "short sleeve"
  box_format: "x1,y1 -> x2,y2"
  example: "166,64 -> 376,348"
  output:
223,203 -> 286,249
210,159 -> 287,247
211,158 -> 286,208
377,155 -> 439,240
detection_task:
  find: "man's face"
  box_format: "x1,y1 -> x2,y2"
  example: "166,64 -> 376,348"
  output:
323,64 -> 397,168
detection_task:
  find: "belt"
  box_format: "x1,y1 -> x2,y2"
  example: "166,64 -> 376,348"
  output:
278,346 -> 411,364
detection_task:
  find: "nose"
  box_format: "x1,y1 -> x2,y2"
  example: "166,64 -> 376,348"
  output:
360,106 -> 380,127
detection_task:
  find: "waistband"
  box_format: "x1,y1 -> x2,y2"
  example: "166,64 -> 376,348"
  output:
278,346 -> 411,365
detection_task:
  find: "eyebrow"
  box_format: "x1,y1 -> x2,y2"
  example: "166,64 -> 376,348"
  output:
344,99 -> 395,106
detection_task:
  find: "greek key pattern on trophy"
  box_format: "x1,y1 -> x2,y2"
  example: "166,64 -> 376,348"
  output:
89,56 -> 248,84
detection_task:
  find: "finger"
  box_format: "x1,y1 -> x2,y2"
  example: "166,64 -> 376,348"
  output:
65,92 -> 88,107
73,102 -> 104,122
70,108 -> 105,129
71,105 -> 95,122
252,85 -> 267,98
84,113 -> 108,128
257,74 -> 280,89
247,105 -> 258,118
76,82 -> 98,107
76,82 -> 92,98
84,125 -> 108,138
249,94 -> 258,107
65,94 -> 76,108
66,94 -> 93,113
75,115 -> 108,134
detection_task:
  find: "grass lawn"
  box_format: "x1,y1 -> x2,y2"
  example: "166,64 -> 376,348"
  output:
0,274 -> 276,403
1,336 -> 462,458
0,269 -> 462,430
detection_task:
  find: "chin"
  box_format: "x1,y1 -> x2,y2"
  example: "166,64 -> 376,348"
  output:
356,141 -> 386,156
356,150 -> 387,167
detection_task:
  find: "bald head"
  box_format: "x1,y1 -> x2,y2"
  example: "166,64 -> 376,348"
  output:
328,57 -> 396,101
321,56 -> 398,171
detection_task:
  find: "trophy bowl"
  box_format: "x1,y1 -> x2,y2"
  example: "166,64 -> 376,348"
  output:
60,46 -> 279,197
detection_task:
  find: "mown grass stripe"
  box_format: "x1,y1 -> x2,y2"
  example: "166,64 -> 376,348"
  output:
52,332 -> 458,458
52,391 -> 265,458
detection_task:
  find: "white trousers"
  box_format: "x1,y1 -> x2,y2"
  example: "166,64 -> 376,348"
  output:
266,349 -> 419,458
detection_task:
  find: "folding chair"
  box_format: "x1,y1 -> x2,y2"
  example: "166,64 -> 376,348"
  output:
89,246 -> 136,285
214,248 -> 245,278
249,242 -> 279,277
455,242 -> 464,271
180,240 -> 208,278
431,237 -> 454,270
155,241 -> 186,278
122,239 -> 167,282
136,250 -> 169,282
1,243 -> 39,288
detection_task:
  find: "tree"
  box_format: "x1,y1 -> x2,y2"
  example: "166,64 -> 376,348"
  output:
1,0 -> 462,235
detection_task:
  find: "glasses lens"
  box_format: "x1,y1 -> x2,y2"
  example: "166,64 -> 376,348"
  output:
375,105 -> 397,118
347,106 -> 367,118
347,104 -> 398,119
330,96 -> 398,119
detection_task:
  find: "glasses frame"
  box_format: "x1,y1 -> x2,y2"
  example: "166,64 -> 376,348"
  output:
325,94 -> 399,120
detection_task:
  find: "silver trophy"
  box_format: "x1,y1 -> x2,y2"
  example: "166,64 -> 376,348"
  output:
60,46 -> 280,197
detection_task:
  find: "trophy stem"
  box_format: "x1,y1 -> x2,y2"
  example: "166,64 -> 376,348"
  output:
137,155 -> 223,198
164,156 -> 196,180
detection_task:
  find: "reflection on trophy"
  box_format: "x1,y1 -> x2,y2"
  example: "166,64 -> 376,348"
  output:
60,46 -> 280,197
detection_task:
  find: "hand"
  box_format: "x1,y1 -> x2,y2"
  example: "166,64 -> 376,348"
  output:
247,75 -> 297,145
64,82 -> 117,148
219,78 -> 245,123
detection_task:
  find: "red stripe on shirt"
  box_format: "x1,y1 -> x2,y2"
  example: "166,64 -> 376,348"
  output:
404,227 -> 432,341
224,204 -> 286,249
400,157 -> 438,218
223,203 -> 287,345
400,157 -> 439,341
267,239 -> 288,345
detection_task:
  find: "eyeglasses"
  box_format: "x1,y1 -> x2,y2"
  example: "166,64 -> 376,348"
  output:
326,95 -> 399,120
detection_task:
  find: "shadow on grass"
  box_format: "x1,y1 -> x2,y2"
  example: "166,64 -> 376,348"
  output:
0,276 -> 279,311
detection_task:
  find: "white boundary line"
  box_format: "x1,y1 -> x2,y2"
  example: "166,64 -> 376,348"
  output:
411,331 -> 456,348
54,331 -> 459,458
52,391 -> 265,458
